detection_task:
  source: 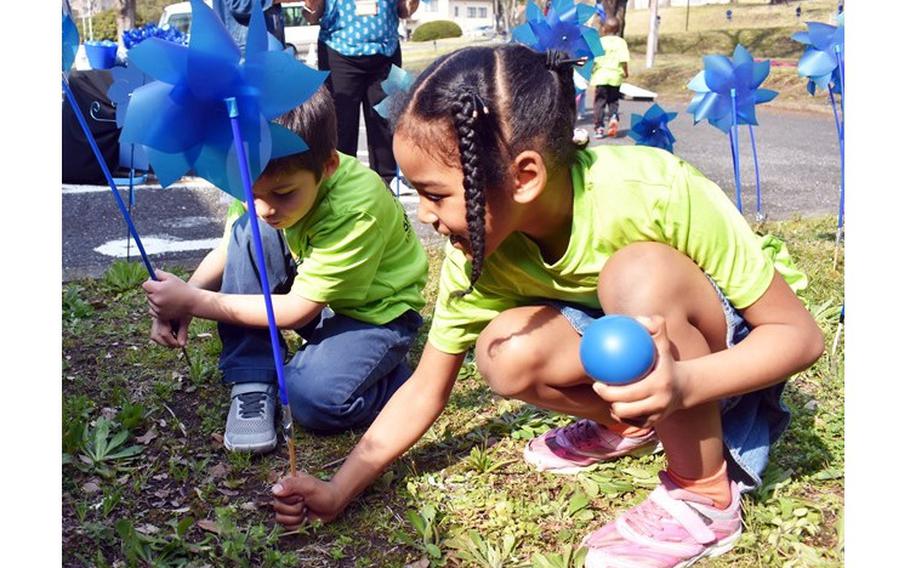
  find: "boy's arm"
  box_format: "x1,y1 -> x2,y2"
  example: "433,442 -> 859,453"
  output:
622,62 -> 629,79
191,287 -> 325,330
272,344 -> 465,526
144,269 -> 325,330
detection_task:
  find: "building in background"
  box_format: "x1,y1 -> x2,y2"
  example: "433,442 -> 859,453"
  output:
408,0 -> 496,36
628,0 -> 730,9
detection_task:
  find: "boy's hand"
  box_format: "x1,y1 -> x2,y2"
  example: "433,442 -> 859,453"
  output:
150,315 -> 191,348
143,270 -> 197,322
590,315 -> 690,429
272,473 -> 343,529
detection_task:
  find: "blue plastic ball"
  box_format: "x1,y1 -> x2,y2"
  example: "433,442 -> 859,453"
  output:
579,315 -> 656,385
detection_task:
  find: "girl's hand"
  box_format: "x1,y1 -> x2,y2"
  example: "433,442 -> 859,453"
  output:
150,315 -> 191,348
142,270 -> 196,322
590,315 -> 690,429
272,473 -> 344,529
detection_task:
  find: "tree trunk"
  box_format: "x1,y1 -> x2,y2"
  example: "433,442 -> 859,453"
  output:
602,0 -> 629,37
116,0 -> 137,44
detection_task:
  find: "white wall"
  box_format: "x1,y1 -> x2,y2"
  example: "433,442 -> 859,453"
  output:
410,0 -> 496,32
629,0 -> 730,10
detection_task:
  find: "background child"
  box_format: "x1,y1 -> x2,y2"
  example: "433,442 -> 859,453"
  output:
143,86 -> 428,453
590,17 -> 629,138
270,45 -> 823,567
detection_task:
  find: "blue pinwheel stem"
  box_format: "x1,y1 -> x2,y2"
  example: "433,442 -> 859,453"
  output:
62,74 -> 156,279
729,88 -> 744,213
835,46 -> 844,114
748,125 -> 762,218
224,97 -> 290,407
829,86 -> 845,231
834,48 -> 845,231
127,144 -> 136,261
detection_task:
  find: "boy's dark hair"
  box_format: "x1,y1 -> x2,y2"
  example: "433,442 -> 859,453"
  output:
262,85 -> 338,182
391,44 -> 578,296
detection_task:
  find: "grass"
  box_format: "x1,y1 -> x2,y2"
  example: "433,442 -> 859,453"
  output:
62,215 -> 844,566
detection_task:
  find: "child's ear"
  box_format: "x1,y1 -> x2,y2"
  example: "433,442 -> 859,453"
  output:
321,150 -> 341,180
510,150 -> 547,205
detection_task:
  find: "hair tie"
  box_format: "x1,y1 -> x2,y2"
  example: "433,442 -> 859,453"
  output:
545,49 -> 588,71
461,87 -> 490,119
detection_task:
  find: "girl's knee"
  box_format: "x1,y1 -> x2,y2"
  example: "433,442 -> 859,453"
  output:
476,314 -> 545,398
599,242 -> 699,314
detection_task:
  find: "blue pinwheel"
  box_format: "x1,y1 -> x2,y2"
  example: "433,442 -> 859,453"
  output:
373,64 -> 414,120
374,65 -> 415,196
119,0 -> 327,475
512,0 -> 604,80
119,0 -> 327,200
793,13 -> 844,97
629,104 -> 677,153
687,44 -> 776,217
794,13 -> 845,261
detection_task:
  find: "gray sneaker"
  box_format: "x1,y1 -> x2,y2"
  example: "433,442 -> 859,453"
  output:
224,383 -> 277,454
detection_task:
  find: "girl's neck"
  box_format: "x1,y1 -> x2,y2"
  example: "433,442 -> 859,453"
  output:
519,167 -> 575,264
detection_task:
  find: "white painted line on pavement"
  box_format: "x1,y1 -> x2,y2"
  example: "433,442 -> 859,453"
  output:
62,178 -> 217,195
94,235 -> 222,258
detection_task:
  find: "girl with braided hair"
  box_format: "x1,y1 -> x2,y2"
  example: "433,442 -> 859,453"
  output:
270,44 -> 823,567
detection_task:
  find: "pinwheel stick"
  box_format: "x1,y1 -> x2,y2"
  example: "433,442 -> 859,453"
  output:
831,304 -> 844,374
63,73 -> 192,365
127,144 -> 136,261
224,97 -> 297,477
748,125 -> 764,222
728,89 -> 744,213
828,85 -> 845,268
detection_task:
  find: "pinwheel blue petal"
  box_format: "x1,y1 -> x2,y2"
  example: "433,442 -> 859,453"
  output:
128,38 -> 189,84
754,88 -> 777,104
245,51 -> 328,119
704,55 -> 735,92
63,13 -> 80,73
186,0 -> 242,100
751,59 -> 771,89
120,82 -> 208,152
270,123 -> 309,159
146,148 -> 196,187
798,49 -> 836,78
806,22 -> 837,50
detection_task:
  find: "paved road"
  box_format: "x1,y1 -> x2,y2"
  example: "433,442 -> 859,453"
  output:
63,100 -> 841,281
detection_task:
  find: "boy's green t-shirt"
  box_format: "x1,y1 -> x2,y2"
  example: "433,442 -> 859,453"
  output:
428,145 -> 782,355
224,153 -> 428,325
590,35 -> 630,87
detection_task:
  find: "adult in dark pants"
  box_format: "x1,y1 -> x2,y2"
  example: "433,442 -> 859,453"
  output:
303,0 -> 419,184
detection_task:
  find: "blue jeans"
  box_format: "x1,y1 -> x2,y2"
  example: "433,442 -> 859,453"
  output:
551,276 -> 790,492
218,213 -> 423,434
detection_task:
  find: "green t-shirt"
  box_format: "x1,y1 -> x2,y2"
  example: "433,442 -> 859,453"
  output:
590,35 -> 630,87
224,153 -> 428,325
428,145 -> 783,355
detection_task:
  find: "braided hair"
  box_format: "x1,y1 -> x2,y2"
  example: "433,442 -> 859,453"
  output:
393,44 -> 580,296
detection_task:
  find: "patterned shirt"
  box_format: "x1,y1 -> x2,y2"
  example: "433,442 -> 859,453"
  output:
319,0 -> 400,57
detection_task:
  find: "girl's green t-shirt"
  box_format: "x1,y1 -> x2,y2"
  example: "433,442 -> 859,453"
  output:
428,145 -> 792,355
224,153 -> 428,325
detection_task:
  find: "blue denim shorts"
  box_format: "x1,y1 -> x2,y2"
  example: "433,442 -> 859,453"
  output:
550,277 -> 790,492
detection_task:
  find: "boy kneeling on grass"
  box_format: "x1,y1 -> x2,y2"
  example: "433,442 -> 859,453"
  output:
143,86 -> 429,452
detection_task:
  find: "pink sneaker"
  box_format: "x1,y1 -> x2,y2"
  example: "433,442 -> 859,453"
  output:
583,471 -> 742,568
523,419 -> 659,474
